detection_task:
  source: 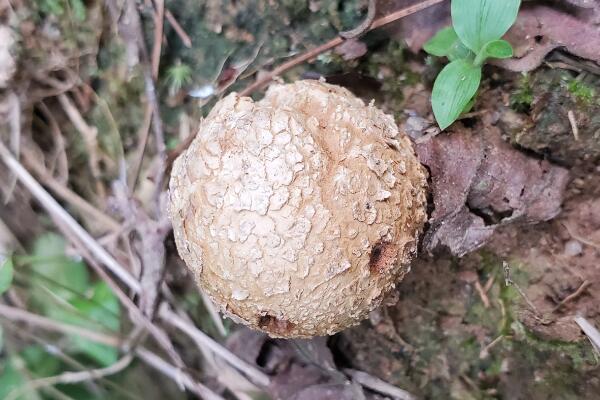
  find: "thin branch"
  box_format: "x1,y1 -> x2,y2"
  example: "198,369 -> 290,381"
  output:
200,290 -> 228,337
0,303 -> 121,347
165,10 -> 192,48
339,0 -> 376,39
479,335 -> 504,359
128,103 -> 153,189
563,222 -> 600,250
2,320 -> 139,400
0,139 -> 142,292
21,148 -> 121,232
1,90 -> 20,203
239,0 -> 446,96
57,93 -> 106,200
61,226 -> 185,368
158,304 -> 271,387
124,0 -> 167,213
568,110 -> 579,141
344,368 -> 415,400
5,354 -> 134,400
574,316 -> 600,354
136,348 -> 226,400
474,280 -> 490,308
551,280 -> 591,313
0,304 -> 224,400
151,0 -> 165,79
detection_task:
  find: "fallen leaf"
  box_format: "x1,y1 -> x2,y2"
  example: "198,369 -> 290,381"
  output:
416,122 -> 570,256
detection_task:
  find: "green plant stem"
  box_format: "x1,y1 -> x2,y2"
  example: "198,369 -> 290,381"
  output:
473,52 -> 486,67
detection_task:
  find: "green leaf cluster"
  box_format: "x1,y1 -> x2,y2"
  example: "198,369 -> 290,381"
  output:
0,257 -> 14,295
424,0 -> 521,129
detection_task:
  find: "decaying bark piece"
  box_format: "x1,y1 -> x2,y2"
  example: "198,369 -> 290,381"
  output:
416,123 -> 570,256
169,80 -> 428,338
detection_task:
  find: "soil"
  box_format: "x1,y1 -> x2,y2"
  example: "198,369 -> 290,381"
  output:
1,1 -> 599,399
327,47 -> 600,400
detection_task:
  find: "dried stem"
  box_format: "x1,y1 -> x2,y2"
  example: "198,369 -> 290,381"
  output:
0,304 -> 224,400
0,303 -> 122,346
0,141 -> 268,387
159,305 -> 271,387
0,139 -> 142,292
165,10 -> 192,48
57,93 -> 106,200
574,316 -> 600,354
21,148 -> 121,232
136,348 -> 226,400
344,368 -> 415,400
151,0 -> 165,79
5,354 -> 134,400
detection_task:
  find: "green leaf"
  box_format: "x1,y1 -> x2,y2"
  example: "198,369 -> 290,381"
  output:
69,0 -> 86,21
0,359 -> 28,400
451,0 -> 521,53
56,282 -> 121,366
431,59 -> 482,130
0,257 -> 14,295
25,234 -> 121,366
29,233 -> 89,303
424,26 -> 473,62
475,39 -> 513,65
424,27 -> 459,57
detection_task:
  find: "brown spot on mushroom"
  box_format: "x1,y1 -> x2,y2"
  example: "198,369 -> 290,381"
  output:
369,241 -> 398,275
258,314 -> 296,336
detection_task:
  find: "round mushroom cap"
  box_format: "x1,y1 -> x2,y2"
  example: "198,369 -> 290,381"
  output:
169,80 -> 428,338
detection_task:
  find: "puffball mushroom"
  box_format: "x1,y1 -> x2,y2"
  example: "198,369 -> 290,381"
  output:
169,80 -> 428,338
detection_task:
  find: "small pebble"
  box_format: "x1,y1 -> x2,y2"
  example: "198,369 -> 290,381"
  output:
564,239 -> 583,257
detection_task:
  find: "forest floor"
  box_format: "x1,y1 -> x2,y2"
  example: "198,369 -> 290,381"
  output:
0,1 -> 599,399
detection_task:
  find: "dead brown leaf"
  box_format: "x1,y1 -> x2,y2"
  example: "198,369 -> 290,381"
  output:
416,123 -> 570,256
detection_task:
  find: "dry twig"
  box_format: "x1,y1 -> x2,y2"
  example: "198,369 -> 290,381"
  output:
563,222 -> 600,250
165,10 -> 192,48
574,316 -> 600,354
151,0 -> 165,79
339,0 -> 376,39
57,93 -> 106,200
344,368 -> 415,400
5,354 -> 134,400
239,0 -> 446,96
159,304 -> 271,387
479,335 -> 504,359
0,303 -> 122,346
0,304 -> 223,400
503,261 -> 540,315
21,148 -> 121,232
568,110 -> 579,141
1,140 -> 268,386
551,280 -> 591,313
0,139 -> 141,291
475,280 -> 491,308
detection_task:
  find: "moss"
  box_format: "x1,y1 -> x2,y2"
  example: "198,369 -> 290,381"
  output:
510,73 -> 534,113
566,79 -> 596,105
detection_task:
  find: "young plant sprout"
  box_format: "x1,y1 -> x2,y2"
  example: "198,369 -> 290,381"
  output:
168,80 -> 428,338
424,0 -> 521,129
